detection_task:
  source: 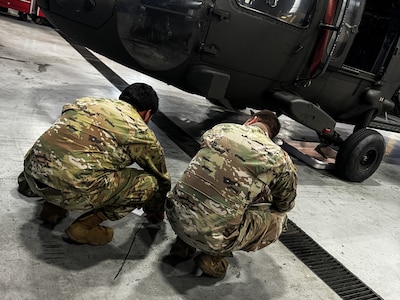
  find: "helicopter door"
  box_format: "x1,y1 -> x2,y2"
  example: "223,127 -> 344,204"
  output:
325,0 -> 365,70
332,0 -> 397,80
199,0 -> 317,81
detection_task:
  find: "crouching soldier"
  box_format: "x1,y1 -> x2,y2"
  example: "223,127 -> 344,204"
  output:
166,110 -> 297,277
18,83 -> 171,245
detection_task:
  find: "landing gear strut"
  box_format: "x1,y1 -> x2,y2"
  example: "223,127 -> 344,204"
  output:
271,90 -> 386,182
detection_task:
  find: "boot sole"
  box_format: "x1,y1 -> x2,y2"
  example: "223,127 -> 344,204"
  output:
64,226 -> 113,246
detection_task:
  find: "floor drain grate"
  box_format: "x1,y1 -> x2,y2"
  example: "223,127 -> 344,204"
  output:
280,219 -> 383,300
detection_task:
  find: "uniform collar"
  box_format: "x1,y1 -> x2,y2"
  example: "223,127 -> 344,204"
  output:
249,122 -> 270,137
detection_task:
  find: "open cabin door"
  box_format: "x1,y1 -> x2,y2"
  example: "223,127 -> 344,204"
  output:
330,0 -> 399,80
324,0 -> 365,71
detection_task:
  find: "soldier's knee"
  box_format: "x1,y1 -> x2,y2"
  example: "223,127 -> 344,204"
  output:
135,174 -> 160,196
18,171 -> 40,197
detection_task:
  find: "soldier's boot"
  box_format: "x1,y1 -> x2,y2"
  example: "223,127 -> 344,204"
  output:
169,237 -> 196,259
194,253 -> 229,278
65,210 -> 113,246
37,201 -> 68,225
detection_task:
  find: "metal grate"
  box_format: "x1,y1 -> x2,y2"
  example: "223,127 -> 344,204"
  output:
62,33 -> 383,300
280,220 -> 383,300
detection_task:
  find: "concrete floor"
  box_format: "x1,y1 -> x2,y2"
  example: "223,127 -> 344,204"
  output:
0,11 -> 399,300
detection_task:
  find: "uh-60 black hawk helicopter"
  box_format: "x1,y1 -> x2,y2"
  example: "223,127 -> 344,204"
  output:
37,0 -> 400,182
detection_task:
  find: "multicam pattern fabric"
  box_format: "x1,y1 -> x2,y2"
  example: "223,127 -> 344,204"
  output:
166,122 -> 297,255
23,97 -> 171,220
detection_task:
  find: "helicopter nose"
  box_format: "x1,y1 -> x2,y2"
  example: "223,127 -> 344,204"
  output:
116,0 -> 205,71
38,0 -> 206,72
37,0 -> 115,29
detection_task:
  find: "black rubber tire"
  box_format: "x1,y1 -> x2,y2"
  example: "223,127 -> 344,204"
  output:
35,17 -> 43,25
335,129 -> 385,182
18,12 -> 28,21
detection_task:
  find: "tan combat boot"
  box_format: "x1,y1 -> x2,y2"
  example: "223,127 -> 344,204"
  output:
169,236 -> 196,259
37,201 -> 68,225
194,253 -> 229,278
65,210 -> 113,246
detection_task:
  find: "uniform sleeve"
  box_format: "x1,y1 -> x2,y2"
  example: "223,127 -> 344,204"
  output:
127,137 -> 171,195
270,154 -> 298,213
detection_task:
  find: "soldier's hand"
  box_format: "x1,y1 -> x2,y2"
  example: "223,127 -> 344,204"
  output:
145,210 -> 165,224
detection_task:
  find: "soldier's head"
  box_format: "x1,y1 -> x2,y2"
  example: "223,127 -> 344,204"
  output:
119,83 -> 159,123
245,110 -> 281,138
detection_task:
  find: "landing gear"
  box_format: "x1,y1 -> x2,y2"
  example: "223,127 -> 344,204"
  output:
31,15 -> 44,25
335,129 -> 385,182
270,90 -> 387,182
18,11 -> 28,21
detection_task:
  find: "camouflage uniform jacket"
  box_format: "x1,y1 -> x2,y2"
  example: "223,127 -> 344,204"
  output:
24,97 -> 171,196
167,122 -> 297,252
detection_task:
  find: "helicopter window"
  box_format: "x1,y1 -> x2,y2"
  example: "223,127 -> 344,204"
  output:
236,0 -> 316,27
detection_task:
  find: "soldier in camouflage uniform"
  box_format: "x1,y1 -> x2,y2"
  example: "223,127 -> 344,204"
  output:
18,83 -> 171,245
166,110 -> 297,277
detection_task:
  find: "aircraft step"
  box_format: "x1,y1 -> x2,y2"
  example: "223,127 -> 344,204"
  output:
370,114 -> 400,133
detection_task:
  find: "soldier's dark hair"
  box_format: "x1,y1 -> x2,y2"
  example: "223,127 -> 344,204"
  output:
119,83 -> 159,114
253,110 -> 281,138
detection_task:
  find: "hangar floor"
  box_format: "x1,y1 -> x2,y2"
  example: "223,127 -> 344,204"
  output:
0,11 -> 399,300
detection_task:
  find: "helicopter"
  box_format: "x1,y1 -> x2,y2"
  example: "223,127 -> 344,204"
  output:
36,0 -> 400,182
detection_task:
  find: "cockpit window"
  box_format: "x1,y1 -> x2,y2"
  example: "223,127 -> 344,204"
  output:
236,0 -> 316,27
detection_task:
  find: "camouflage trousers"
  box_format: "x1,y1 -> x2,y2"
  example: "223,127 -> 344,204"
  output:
234,205 -> 287,252
19,168 -> 163,221
166,197 -> 287,256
